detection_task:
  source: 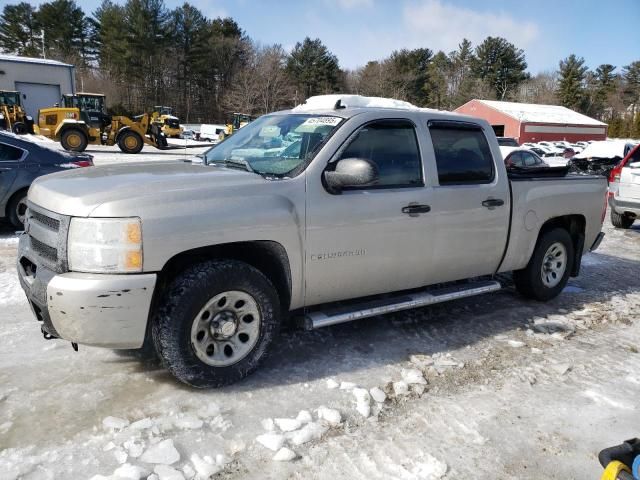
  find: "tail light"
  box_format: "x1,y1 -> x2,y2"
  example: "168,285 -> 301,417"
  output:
609,163 -> 623,183
59,157 -> 94,168
610,144 -> 640,183
71,159 -> 93,167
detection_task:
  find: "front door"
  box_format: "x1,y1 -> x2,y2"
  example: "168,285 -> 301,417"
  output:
304,118 -> 437,306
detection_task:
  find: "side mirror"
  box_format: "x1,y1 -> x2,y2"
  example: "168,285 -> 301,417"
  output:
324,158 -> 378,193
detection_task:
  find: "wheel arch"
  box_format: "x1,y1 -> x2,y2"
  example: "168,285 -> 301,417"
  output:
4,186 -> 29,219
56,121 -> 89,137
157,240 -> 292,314
537,214 -> 586,277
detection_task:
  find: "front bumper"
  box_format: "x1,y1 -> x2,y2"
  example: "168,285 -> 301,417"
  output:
18,233 -> 156,349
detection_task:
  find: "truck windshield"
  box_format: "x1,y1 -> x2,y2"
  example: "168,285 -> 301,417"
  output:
204,114 -> 343,176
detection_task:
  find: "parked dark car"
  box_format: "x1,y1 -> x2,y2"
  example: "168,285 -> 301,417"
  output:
0,132 -> 93,228
497,136 -> 519,147
501,147 -> 548,169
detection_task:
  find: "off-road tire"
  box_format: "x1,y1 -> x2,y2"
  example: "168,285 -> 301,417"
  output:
610,210 -> 634,229
7,191 -> 28,228
12,122 -> 27,135
61,128 -> 88,152
117,130 -> 144,154
152,260 -> 281,388
513,228 -> 574,301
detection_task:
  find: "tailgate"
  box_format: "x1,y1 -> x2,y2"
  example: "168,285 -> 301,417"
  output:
619,162 -> 640,199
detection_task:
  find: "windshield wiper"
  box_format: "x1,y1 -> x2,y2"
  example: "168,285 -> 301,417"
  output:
223,158 -> 256,173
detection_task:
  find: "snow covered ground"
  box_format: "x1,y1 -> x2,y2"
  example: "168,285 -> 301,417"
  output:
0,148 -> 639,479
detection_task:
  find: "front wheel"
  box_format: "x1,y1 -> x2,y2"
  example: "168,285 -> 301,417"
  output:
152,260 -> 281,388
513,228 -> 574,301
611,210 -> 634,229
117,130 -> 144,154
61,128 -> 88,152
12,122 -> 27,135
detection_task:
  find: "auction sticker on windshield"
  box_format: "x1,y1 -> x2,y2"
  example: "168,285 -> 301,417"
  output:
301,117 -> 341,127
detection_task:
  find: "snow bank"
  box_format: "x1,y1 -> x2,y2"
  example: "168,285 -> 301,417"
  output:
293,94 -> 419,112
574,140 -> 627,159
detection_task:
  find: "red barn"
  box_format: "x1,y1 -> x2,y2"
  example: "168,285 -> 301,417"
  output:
455,99 -> 608,143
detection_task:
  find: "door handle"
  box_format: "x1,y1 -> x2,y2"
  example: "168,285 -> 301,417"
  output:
482,198 -> 504,208
402,204 -> 431,215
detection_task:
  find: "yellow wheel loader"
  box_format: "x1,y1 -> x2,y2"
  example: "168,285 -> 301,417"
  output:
0,90 -> 36,134
37,93 -> 168,154
223,112 -> 254,138
151,106 -> 183,138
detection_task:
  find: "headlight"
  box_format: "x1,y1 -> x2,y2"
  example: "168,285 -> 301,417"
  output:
68,218 -> 143,273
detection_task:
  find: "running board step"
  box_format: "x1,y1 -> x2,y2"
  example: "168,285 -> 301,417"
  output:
302,280 -> 502,330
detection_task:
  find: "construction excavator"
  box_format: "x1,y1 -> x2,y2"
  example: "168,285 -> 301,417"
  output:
0,90 -> 36,134
37,93 -> 168,154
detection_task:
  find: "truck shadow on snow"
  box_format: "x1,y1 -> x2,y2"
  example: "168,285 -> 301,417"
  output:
117,251 -> 640,391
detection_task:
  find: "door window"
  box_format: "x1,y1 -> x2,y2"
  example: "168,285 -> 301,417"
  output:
337,120 -> 423,188
0,143 -> 24,161
429,124 -> 495,185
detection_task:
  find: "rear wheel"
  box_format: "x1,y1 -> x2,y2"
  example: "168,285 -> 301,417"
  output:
12,122 -> 27,135
514,228 -> 574,301
7,191 -> 28,228
611,210 -> 634,229
152,260 -> 281,388
117,130 -> 144,154
61,128 -> 88,152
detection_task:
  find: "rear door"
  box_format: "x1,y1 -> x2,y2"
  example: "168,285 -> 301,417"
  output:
0,141 -> 27,206
424,121 -> 510,282
619,148 -> 640,199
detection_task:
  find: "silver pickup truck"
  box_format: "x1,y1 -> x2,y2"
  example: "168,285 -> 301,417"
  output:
17,95 -> 608,388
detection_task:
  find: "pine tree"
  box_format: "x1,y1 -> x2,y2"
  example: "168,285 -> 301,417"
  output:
0,2 -> 40,56
36,0 -> 91,62
449,38 -> 476,106
170,3 -> 209,121
425,51 -> 451,109
473,36 -> 528,100
557,54 -> 588,111
386,48 -> 432,105
622,61 -> 640,119
286,37 -> 342,101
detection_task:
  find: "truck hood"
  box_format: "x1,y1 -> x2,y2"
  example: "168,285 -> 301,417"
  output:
29,161 -> 269,217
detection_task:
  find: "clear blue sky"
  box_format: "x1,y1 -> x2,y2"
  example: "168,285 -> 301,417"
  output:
5,0 -> 639,74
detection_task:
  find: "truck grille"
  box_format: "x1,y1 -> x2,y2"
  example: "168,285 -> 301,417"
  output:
30,210 -> 60,231
30,236 -> 58,262
25,202 -> 69,273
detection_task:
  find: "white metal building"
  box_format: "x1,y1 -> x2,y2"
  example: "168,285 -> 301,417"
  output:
0,54 -> 75,117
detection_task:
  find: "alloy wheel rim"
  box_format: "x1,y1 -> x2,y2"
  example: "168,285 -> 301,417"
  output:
190,290 -> 261,367
540,241 -> 567,288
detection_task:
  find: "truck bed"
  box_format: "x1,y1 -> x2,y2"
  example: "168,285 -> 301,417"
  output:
498,172 -> 608,274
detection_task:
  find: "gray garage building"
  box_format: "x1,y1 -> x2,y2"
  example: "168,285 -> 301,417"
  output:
0,54 -> 75,118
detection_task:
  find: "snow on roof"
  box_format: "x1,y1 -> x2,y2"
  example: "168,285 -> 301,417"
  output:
293,94 -> 419,112
0,54 -> 73,67
574,140 -> 628,159
477,99 -> 606,126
